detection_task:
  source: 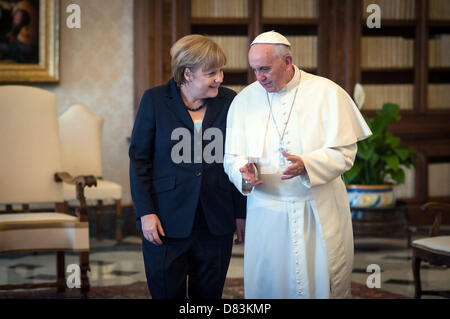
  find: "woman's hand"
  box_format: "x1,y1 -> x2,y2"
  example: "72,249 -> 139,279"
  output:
141,214 -> 165,246
235,218 -> 246,244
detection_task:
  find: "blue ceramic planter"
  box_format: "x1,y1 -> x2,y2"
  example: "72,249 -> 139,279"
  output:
346,184 -> 395,209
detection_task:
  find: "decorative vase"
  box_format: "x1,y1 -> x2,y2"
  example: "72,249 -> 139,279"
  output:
346,184 -> 395,209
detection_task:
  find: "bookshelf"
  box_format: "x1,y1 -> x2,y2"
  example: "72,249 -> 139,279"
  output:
424,0 -> 450,226
188,0 -> 323,90
354,0 -> 450,113
133,0 -> 450,226
357,0 -> 416,113
191,0 -> 248,17
190,0 -> 250,89
428,0 -> 450,112
352,0 -> 450,225
262,0 -> 319,74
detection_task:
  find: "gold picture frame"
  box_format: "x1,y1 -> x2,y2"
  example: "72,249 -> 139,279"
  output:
0,0 -> 59,83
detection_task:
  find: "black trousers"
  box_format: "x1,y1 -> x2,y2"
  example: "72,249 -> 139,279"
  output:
141,203 -> 234,299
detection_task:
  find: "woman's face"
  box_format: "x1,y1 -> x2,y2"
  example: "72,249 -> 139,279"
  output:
185,66 -> 224,99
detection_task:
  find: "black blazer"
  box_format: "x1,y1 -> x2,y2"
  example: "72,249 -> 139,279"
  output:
129,78 -> 246,238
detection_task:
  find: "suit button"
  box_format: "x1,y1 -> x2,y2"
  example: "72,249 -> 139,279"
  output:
196,172 -> 202,177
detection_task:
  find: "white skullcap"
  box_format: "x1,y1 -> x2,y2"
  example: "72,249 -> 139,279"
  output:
250,30 -> 291,47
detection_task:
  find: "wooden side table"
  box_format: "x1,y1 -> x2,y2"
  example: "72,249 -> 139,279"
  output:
351,201 -> 409,242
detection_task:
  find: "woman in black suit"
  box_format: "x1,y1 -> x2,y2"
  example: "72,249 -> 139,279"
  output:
129,35 -> 246,299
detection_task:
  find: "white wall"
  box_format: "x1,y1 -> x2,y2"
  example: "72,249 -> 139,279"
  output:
43,0 -> 134,204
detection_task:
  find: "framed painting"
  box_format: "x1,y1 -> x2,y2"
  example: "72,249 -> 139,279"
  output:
0,0 -> 59,83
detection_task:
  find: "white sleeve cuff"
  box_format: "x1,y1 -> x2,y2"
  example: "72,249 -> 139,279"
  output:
298,171 -> 312,188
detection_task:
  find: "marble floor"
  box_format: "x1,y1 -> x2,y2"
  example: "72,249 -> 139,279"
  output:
0,234 -> 448,299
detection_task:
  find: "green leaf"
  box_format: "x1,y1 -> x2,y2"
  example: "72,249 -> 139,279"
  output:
358,146 -> 373,161
368,153 -> 380,168
372,103 -> 400,135
343,162 -> 363,184
351,101 -> 415,186
385,133 -> 400,148
382,155 -> 399,170
395,147 -> 411,161
366,134 -> 382,148
379,103 -> 401,121
390,169 -> 405,185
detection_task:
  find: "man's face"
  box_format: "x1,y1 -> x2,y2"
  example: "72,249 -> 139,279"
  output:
248,44 -> 291,93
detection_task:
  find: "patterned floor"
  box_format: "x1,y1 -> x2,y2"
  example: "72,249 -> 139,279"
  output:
0,235 -> 448,299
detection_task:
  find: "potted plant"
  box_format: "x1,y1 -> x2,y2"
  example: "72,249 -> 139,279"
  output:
343,100 -> 416,209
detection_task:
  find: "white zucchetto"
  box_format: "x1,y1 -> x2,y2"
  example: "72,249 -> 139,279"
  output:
250,31 -> 291,47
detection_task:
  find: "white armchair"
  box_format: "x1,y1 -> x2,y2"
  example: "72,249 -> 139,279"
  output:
412,202 -> 450,298
0,85 -> 96,297
58,104 -> 123,243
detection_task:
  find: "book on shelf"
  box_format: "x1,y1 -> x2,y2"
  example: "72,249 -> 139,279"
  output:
361,36 -> 413,68
191,0 -> 248,18
208,36 -> 248,69
362,0 -> 415,20
443,35 -> 450,67
429,34 -> 450,67
262,0 -> 318,18
286,36 -> 317,69
428,84 -> 450,109
429,0 -> 450,20
428,163 -> 450,197
211,36 -> 317,70
429,37 -> 440,67
362,84 -> 413,110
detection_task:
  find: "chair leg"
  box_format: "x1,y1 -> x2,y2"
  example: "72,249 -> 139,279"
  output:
407,228 -> 412,248
57,251 -> 66,293
97,200 -> 103,241
115,199 -> 123,243
412,249 -> 422,299
63,201 -> 69,214
80,251 -> 90,299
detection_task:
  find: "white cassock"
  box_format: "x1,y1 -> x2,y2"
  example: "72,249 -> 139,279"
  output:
224,65 -> 372,299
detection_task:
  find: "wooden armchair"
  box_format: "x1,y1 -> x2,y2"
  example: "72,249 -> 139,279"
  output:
58,104 -> 123,243
0,86 -> 96,298
412,202 -> 450,298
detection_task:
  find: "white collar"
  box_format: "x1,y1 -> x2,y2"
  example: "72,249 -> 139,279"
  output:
268,65 -> 302,96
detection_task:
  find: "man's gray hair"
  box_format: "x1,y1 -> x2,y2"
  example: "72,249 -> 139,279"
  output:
273,44 -> 292,60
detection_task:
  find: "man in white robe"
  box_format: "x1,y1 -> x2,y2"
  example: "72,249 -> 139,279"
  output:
224,31 -> 372,299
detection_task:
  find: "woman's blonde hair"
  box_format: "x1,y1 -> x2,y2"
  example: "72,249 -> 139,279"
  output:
170,34 -> 227,86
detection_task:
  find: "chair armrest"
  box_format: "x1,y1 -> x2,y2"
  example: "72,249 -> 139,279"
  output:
421,202 -> 450,237
54,172 -> 97,187
54,172 -> 97,222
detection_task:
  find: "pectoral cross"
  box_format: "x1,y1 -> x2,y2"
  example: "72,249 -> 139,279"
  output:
279,142 -> 288,166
